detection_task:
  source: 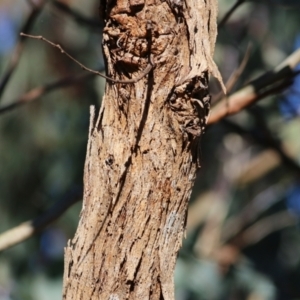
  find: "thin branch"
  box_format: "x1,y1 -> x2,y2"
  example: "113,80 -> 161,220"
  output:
52,0 -> 101,29
240,211 -> 298,247
0,72 -> 95,114
213,43 -> 252,103
234,149 -> 281,185
0,187 -> 82,252
222,44 -> 252,95
223,119 -> 300,177
218,0 -> 247,29
222,183 -> 286,243
0,0 -> 48,102
249,104 -> 300,174
20,33 -> 155,84
208,49 -> 300,125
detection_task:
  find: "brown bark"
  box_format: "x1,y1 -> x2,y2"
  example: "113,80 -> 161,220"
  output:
62,0 -> 222,299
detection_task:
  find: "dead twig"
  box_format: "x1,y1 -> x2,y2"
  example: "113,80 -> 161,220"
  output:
20,33 -> 155,84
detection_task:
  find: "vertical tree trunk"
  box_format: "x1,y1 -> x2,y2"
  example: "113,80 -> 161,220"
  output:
62,0 -> 223,299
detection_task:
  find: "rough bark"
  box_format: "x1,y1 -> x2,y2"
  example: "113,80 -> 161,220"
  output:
62,0 -> 222,299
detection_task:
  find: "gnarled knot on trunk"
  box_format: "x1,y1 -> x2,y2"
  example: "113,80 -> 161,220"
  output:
168,73 -> 211,139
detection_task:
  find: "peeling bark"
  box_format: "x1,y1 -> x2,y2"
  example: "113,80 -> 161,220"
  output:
62,0 -> 221,299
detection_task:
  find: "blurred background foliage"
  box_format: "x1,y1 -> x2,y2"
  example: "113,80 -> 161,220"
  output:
0,0 -> 299,299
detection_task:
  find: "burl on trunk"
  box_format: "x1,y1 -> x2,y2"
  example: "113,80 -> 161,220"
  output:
62,0 -> 223,299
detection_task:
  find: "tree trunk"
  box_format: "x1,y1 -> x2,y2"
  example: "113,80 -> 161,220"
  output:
62,0 -> 223,299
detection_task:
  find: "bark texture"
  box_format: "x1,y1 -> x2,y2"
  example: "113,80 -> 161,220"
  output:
62,0 -> 222,299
